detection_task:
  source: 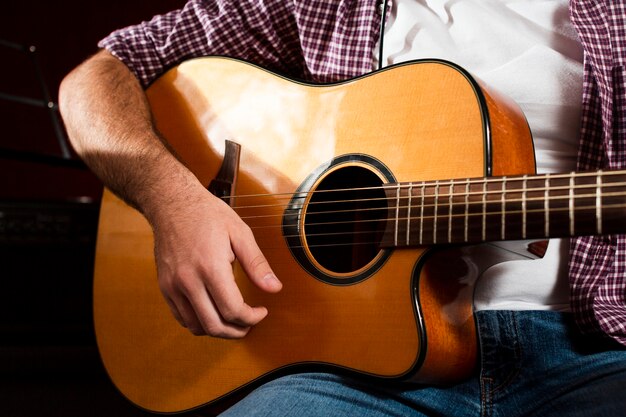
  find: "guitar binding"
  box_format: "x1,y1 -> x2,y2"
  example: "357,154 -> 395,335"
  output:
282,153 -> 395,285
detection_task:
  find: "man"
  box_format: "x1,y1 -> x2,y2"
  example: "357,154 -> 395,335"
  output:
59,1 -> 626,415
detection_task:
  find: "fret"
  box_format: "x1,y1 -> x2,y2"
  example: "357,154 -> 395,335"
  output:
501,176 -> 506,240
464,179 -> 470,242
406,183 -> 412,246
482,179 -> 487,241
379,169 -> 626,250
596,171 -> 603,235
544,173 -> 550,237
570,171 -> 605,237
394,183 -> 400,246
524,175 -> 545,239
598,171 -> 626,236
569,172 -> 575,236
547,173 -> 570,238
433,180 -> 439,244
521,175 -> 527,239
420,182 -> 425,245
448,179 -> 454,243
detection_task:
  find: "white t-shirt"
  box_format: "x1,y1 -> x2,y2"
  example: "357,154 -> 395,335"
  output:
375,0 -> 583,311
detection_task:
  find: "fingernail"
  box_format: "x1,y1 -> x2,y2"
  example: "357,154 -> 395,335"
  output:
264,273 -> 282,290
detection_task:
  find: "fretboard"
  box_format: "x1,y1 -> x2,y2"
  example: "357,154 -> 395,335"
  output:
380,170 -> 626,248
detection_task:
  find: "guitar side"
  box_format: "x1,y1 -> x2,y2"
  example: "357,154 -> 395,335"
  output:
93,57 -> 534,413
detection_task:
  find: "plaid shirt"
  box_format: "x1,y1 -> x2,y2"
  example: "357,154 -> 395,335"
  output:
100,0 -> 626,345
569,1 -> 626,345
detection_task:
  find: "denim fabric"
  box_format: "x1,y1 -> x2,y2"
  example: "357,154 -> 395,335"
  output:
217,311 -> 626,416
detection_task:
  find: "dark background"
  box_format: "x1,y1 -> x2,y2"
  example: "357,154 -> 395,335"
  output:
0,1 -> 187,416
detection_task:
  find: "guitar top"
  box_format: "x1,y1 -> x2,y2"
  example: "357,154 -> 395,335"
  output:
94,57 -> 536,413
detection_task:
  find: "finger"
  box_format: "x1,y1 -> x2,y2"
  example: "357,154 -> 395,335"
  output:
202,260 -> 269,329
172,288 -> 252,338
186,284 -> 253,339
159,277 -> 195,330
170,292 -> 206,336
163,295 -> 185,327
231,227 -> 282,293
173,263 -> 263,337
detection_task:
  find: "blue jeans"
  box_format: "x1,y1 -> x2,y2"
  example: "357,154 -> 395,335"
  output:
216,311 -> 626,416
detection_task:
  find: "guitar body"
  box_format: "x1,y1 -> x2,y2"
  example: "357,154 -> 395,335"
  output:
93,57 -> 535,413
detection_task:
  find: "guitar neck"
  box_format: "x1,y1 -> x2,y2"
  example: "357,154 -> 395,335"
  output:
381,170 -> 626,247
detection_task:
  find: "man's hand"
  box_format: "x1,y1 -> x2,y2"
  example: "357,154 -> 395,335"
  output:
152,190 -> 282,339
59,50 -> 281,339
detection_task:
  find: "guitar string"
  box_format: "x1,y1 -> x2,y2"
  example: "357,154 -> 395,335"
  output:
225,170 -> 624,205
250,198 -> 626,232
225,177 -> 626,216
205,172 -> 626,248
251,206 -> 626,250
231,183 -> 626,223
235,186 -> 626,222
247,201 -> 626,250
234,187 -> 626,246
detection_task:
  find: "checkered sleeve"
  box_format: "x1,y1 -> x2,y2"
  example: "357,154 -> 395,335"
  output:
569,0 -> 626,345
98,0 -> 382,88
98,0 -> 310,87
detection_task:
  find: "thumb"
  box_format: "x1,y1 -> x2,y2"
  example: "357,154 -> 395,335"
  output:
231,228 -> 282,293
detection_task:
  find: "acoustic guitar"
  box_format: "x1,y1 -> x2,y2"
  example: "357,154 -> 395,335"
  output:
93,57 -> 626,413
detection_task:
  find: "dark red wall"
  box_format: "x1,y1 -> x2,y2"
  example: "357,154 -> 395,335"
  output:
0,0 -> 187,201
0,4 -> 188,414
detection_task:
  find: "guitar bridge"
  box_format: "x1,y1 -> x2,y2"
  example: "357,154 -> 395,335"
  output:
207,140 -> 241,207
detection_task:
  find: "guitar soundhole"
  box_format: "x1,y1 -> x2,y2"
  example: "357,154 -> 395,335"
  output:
304,166 -> 387,273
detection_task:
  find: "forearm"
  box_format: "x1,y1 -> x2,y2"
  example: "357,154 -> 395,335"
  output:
58,49 -> 204,224
59,50 -> 280,338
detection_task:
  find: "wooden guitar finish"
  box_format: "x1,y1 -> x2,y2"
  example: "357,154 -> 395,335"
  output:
93,58 -> 534,413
